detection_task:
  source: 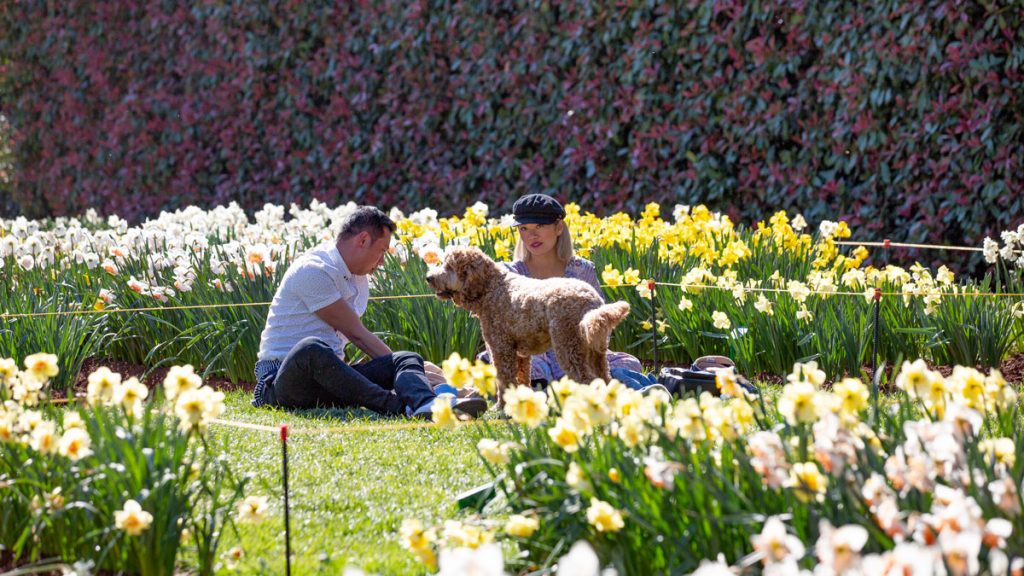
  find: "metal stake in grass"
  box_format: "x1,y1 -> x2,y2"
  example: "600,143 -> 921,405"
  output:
281,424 -> 292,576
649,280 -> 658,375
870,239 -> 891,423
871,288 -> 882,420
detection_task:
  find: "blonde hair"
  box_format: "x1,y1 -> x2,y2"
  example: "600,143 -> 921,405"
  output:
514,220 -> 575,263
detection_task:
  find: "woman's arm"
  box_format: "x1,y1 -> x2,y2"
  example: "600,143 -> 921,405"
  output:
573,259 -> 607,301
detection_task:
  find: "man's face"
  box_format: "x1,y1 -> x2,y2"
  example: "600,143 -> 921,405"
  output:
357,230 -> 392,275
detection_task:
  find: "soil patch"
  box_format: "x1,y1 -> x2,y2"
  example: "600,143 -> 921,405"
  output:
857,351 -> 1024,391
68,357 -> 254,399
0,552 -> 63,575
650,352 -> 1024,389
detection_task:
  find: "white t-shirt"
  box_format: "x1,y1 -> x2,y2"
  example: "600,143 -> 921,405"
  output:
257,242 -> 369,362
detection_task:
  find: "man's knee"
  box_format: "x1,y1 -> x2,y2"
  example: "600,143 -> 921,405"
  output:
292,337 -> 335,362
392,351 -> 425,371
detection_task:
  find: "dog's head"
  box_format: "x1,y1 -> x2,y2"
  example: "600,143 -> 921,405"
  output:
425,247 -> 499,307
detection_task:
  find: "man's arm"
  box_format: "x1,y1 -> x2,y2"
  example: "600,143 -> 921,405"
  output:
314,299 -> 393,359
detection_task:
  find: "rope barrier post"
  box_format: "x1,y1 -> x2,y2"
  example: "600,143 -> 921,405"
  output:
648,280 -> 658,376
871,288 -> 882,421
280,424 -> 292,576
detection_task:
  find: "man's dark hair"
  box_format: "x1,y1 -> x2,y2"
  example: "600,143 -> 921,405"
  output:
336,206 -> 397,242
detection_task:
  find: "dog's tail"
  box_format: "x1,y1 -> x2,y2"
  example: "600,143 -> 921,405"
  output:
579,301 -> 630,350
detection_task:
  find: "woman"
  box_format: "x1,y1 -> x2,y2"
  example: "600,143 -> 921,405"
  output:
484,193 -> 646,387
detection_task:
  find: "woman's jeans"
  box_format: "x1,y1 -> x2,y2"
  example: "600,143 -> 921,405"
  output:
263,337 -> 435,415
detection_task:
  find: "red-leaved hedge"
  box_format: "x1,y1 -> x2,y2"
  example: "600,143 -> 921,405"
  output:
1,1 -> 1022,263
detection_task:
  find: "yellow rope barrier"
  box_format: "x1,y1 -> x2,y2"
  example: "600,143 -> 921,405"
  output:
0,294 -> 440,319
0,301 -> 272,319
209,417 -> 496,435
4,279 -> 1023,321
34,396 -> 507,436
835,240 -> 984,252
650,281 -> 1024,299
652,282 -> 878,297
369,293 -> 440,301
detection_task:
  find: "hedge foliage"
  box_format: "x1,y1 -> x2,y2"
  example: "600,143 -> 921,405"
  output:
1,1 -> 1022,259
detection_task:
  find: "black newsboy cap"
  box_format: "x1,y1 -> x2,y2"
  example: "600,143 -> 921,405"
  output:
511,194 -> 566,225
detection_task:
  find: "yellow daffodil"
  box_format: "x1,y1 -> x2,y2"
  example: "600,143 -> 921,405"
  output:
467,361 -> 497,397
796,306 -> 814,322
566,461 -> 587,489
616,414 -> 648,447
715,367 -> 742,397
636,280 -> 654,299
788,462 -> 828,503
667,398 -> 706,441
832,378 -> 869,417
503,386 -> 549,428
441,353 -> 471,389
0,357 -> 18,382
62,412 -> 85,430
223,546 -> 244,570
400,518 -> 435,552
431,396 -> 457,427
23,353 -> 58,380
602,265 -> 624,288
236,495 -> 269,524
623,268 -> 641,286
115,500 -> 153,536
787,280 -> 811,303
895,359 -> 941,401
979,438 -> 1016,468
164,364 -> 202,402
86,366 -> 121,407
711,311 -> 731,330
442,520 -> 493,548
113,377 -> 148,417
547,377 -> 578,408
504,514 -> 539,538
548,418 -> 582,453
586,498 -> 625,533
778,381 -> 820,425
494,239 -> 511,260
30,421 -> 58,455
476,438 -> 513,465
58,427 -> 93,461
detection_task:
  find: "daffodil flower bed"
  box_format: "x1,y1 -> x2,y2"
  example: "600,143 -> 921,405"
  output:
402,357 -> 1022,575
2,202 -> 1021,395
0,353 -> 262,575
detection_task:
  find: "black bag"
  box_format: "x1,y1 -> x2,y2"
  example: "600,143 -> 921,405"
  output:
657,356 -> 758,397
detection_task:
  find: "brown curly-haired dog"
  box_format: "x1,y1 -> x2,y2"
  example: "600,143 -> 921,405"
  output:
426,247 -> 630,406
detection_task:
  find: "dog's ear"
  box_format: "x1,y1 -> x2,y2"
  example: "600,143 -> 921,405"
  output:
450,247 -> 494,302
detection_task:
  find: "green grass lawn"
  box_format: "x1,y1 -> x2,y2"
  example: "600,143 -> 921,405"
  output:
209,392 -> 492,575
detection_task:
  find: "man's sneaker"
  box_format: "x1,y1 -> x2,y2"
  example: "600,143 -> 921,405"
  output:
452,396 -> 488,419
409,395 -> 489,421
640,383 -> 671,397
458,386 -> 486,400
433,384 -> 459,397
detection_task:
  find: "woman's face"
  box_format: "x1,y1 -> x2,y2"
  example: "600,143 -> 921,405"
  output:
516,220 -> 564,257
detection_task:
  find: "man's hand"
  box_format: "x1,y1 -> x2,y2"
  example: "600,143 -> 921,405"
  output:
314,299 -> 392,359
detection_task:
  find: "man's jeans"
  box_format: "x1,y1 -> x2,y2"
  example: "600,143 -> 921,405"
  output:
264,337 -> 435,415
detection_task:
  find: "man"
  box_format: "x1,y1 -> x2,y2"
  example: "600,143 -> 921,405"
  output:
252,205 -> 487,419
